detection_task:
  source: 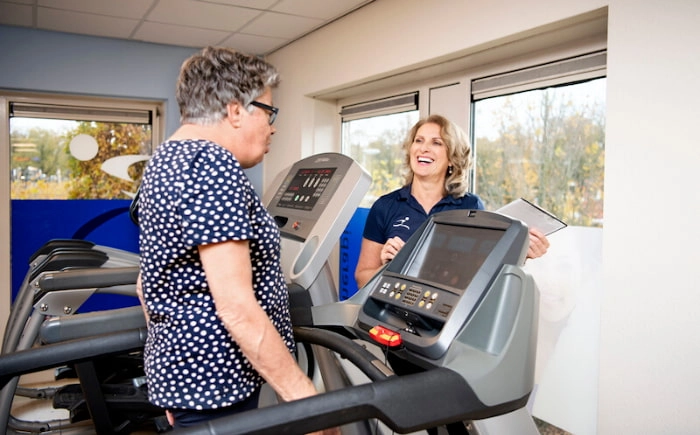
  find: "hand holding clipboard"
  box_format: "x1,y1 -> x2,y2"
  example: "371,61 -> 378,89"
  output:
497,198 -> 567,236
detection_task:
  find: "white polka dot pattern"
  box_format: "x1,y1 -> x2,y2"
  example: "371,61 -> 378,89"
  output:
138,139 -> 294,410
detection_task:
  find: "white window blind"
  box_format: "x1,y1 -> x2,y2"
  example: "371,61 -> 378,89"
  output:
340,92 -> 418,122
10,102 -> 153,124
472,50 -> 606,101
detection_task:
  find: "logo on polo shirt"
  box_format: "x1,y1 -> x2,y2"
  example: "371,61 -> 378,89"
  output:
393,216 -> 410,230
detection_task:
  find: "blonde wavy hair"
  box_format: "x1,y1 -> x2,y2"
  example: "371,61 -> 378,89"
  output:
401,114 -> 473,197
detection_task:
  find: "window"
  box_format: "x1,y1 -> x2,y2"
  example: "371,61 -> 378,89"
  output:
471,52 -> 606,227
3,91 -> 163,313
340,93 -> 419,207
7,94 -> 162,199
469,52 -> 605,435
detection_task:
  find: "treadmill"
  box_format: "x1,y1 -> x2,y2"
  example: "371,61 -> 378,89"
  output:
1,159 -> 541,434
0,153 -> 371,434
0,241 -> 142,434
0,210 -> 540,435
161,208 -> 541,434
263,152 -> 370,307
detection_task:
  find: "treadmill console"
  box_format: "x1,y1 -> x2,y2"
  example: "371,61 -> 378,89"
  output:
263,153 -> 370,301
266,154 -> 366,242
357,209 -> 530,360
274,167 -> 336,213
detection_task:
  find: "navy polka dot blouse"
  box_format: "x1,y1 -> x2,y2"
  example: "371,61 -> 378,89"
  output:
138,139 -> 295,410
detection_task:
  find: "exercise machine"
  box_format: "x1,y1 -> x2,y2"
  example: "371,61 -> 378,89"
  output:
1,209 -> 540,434
0,240 -> 143,434
178,209 -> 541,434
263,152 -> 370,306
0,152 -> 370,434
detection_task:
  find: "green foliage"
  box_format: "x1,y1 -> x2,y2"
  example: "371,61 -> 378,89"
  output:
10,127 -> 71,182
10,120 -> 151,199
66,122 -> 150,199
343,111 -> 418,207
475,83 -> 606,227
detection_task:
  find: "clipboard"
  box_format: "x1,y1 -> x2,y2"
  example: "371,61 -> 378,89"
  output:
496,198 -> 567,235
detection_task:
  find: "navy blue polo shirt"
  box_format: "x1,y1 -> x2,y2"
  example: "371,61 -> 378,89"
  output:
363,184 -> 485,244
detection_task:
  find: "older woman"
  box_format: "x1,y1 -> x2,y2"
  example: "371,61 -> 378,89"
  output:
138,47 -> 335,433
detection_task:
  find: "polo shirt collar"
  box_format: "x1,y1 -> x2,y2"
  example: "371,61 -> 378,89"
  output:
397,184 -> 412,201
401,184 -> 460,205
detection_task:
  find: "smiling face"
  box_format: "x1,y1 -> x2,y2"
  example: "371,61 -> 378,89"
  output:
409,122 -> 451,182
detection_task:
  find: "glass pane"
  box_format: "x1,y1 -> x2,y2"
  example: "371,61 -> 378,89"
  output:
10,117 -> 152,199
473,78 -> 606,227
342,110 -> 420,207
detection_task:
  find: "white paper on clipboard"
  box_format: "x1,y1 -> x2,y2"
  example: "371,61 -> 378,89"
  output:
497,198 -> 567,235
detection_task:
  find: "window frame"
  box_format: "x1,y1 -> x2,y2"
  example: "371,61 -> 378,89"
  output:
336,33 -> 607,204
0,90 -> 164,327
3,90 -> 164,145
3,90 -> 164,200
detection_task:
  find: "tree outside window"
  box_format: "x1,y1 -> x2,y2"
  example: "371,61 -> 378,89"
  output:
10,118 -> 152,200
473,78 -> 606,227
342,110 -> 419,208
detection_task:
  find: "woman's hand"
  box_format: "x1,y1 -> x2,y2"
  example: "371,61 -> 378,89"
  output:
355,236 -> 406,288
526,228 -> 550,259
380,236 -> 405,264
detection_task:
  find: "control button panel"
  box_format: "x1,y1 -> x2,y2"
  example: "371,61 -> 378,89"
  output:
370,277 -> 459,323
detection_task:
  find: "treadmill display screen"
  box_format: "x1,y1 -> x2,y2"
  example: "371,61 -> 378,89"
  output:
403,223 -> 504,291
276,167 -> 337,211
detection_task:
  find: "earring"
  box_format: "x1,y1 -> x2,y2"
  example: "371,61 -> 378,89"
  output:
447,165 -> 454,176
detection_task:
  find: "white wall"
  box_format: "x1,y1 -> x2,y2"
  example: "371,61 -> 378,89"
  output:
268,0 -> 700,433
601,0 -> 700,432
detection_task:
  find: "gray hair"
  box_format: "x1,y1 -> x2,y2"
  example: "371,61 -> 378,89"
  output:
401,114 -> 473,197
176,46 -> 280,125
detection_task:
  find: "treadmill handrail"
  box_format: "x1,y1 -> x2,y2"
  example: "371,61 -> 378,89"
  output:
294,326 -> 393,382
29,249 -> 109,282
0,327 -> 147,390
28,239 -> 96,263
37,265 -> 139,292
0,324 -> 529,434
174,367 -> 527,435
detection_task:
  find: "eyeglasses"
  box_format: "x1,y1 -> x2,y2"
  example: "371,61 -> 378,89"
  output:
250,101 -> 279,125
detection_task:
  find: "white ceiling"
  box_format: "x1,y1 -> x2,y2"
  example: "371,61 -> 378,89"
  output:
0,0 -> 374,56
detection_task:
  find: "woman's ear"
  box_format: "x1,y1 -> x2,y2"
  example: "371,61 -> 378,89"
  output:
227,102 -> 244,128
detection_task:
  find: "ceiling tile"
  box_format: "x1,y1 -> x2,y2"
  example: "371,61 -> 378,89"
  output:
220,32 -> 288,55
1,0 -> 375,56
200,0 -> 277,9
37,0 -> 154,19
272,0 -> 371,20
37,7 -> 140,39
134,21 -> 231,48
242,11 -> 323,39
0,2 -> 33,26
147,0 -> 261,32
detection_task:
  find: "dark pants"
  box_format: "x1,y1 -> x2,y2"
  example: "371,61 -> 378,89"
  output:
169,389 -> 261,429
